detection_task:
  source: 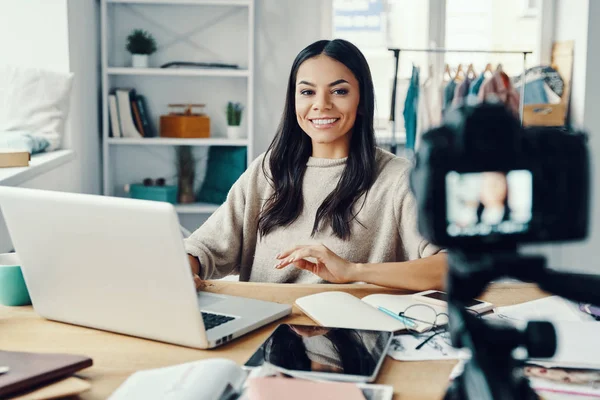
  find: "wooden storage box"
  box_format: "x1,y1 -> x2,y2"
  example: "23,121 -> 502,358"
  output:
160,104 -> 210,138
523,41 -> 573,127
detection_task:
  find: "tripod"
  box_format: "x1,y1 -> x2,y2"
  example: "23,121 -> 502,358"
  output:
443,249 -> 600,400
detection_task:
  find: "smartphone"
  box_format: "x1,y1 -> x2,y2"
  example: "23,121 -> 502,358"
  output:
413,290 -> 494,314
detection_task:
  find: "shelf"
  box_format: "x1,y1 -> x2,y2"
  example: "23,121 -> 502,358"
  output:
107,0 -> 250,5
0,150 -> 75,187
107,137 -> 249,146
174,202 -> 221,214
107,67 -> 249,78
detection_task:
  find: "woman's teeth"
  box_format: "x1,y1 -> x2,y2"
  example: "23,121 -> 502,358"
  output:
312,118 -> 338,125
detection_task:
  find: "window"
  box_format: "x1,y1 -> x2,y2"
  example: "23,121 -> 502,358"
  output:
445,0 -> 540,76
331,0 -> 430,144
328,0 -> 546,145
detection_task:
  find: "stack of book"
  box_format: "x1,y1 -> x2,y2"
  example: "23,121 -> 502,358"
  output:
108,88 -> 155,138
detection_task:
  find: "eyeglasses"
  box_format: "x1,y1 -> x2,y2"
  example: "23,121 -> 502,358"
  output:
142,177 -> 166,187
398,304 -> 481,350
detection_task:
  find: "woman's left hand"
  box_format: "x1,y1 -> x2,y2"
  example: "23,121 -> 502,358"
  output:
275,244 -> 358,283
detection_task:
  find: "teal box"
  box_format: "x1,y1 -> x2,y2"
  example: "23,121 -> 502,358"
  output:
130,184 -> 178,204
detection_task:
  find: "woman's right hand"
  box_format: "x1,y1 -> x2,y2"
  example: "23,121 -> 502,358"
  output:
187,254 -> 204,291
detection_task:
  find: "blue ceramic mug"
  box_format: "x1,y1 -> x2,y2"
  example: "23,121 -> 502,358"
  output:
0,253 -> 31,306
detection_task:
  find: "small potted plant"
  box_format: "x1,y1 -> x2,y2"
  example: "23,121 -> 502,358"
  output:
126,29 -> 157,68
226,101 -> 244,139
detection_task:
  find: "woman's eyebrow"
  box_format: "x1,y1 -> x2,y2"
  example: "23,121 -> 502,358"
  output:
297,79 -> 349,87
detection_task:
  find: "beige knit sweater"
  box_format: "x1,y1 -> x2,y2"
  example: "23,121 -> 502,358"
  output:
184,148 -> 442,283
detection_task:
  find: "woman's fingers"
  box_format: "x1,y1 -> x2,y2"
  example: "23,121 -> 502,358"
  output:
193,274 -> 203,291
275,246 -> 320,269
276,245 -> 305,260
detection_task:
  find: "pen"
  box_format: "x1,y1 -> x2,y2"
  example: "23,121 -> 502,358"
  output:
378,306 -> 417,328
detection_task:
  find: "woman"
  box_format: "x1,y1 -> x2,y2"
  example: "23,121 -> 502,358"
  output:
260,324 -> 381,375
185,39 -> 446,290
476,172 -> 511,226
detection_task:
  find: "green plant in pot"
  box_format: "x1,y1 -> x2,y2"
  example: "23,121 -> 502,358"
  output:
226,102 -> 244,139
126,29 -> 157,68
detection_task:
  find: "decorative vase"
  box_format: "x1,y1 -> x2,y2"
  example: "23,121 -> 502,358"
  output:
178,177 -> 195,204
226,125 -> 245,139
132,54 -> 149,68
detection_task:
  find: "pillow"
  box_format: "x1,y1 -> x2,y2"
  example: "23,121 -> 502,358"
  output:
0,64 -> 74,151
197,146 -> 247,204
0,130 -> 50,154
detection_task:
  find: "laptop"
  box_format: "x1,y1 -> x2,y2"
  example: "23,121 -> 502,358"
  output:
0,187 -> 291,349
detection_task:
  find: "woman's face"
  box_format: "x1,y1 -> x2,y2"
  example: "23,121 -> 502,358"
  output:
480,172 -> 508,207
295,55 -> 360,157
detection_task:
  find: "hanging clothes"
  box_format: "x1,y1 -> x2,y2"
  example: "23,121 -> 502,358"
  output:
478,70 -> 521,116
403,65 -> 420,151
452,77 -> 473,106
468,73 -> 486,98
442,80 -> 457,116
416,74 -> 442,150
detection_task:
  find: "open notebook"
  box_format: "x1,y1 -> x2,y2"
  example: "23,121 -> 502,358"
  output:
295,292 -> 449,333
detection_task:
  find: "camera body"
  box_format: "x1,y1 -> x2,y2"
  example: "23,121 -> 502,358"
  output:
410,102 -> 590,250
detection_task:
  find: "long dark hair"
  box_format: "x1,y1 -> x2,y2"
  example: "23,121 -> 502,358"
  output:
263,325 -> 378,375
257,39 -> 377,240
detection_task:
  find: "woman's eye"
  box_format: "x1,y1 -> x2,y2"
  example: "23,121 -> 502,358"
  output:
300,89 -> 314,96
333,88 -> 348,95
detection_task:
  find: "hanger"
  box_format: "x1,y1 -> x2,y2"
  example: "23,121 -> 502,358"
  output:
466,63 -> 477,79
496,63 -> 504,73
454,63 -> 465,81
484,63 -> 494,76
444,63 -> 453,81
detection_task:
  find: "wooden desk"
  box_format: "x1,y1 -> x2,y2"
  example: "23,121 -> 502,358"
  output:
0,282 -> 548,399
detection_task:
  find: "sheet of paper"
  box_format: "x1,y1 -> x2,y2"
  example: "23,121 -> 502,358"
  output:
387,333 -> 464,361
493,296 -> 595,323
108,359 -> 247,400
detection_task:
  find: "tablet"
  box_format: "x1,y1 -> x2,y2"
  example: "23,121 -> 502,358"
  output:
243,324 -> 394,383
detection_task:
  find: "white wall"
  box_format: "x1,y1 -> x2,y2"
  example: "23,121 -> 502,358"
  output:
0,0 -> 70,72
0,0 -> 101,252
66,0 -> 102,195
551,0 -> 600,275
253,0 -> 325,155
0,0 -> 101,195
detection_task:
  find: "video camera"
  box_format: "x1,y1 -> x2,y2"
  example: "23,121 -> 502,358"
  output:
411,101 -> 589,250
409,101 -> 600,400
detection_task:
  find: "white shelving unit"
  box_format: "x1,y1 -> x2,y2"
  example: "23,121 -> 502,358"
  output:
100,0 -> 254,216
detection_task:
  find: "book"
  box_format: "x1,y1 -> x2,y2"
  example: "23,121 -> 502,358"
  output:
0,149 -> 30,168
108,358 -> 393,400
115,89 -> 142,138
8,377 -> 91,400
295,291 -> 449,333
135,95 -> 155,137
108,94 -> 122,138
247,377 -> 376,400
131,99 -> 145,137
0,350 -> 92,398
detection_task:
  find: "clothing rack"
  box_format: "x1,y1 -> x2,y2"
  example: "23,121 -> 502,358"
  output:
388,48 -> 533,154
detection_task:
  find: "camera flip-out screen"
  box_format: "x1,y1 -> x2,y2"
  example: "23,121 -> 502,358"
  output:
446,170 -> 532,237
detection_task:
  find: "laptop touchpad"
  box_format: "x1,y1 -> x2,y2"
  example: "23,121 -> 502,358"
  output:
197,292 -> 226,308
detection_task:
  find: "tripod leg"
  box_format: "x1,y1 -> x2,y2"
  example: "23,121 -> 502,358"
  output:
444,374 -> 465,400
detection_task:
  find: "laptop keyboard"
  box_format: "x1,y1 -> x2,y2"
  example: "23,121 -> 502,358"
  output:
201,312 -> 235,330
